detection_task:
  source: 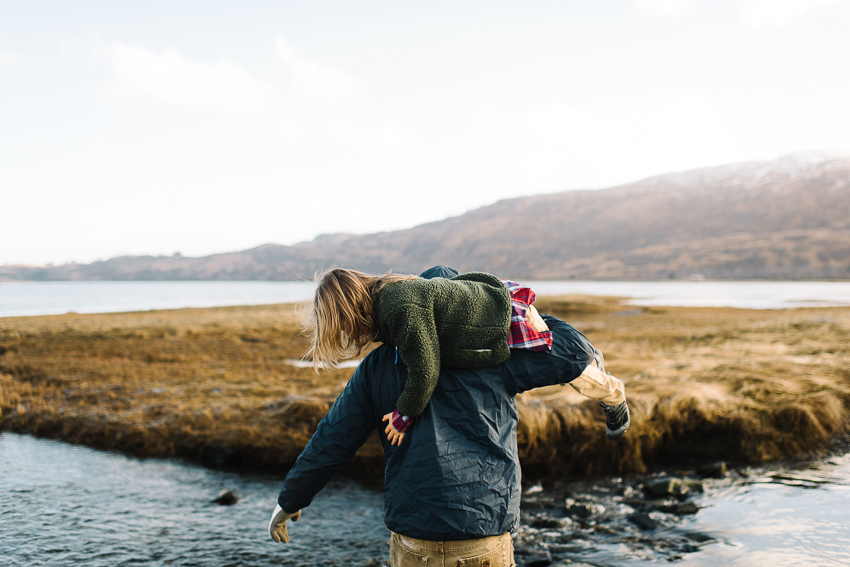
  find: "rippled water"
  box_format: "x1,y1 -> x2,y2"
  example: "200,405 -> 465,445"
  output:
674,456 -> 850,567
526,453 -> 850,567
0,433 -> 389,566
2,433 -> 849,566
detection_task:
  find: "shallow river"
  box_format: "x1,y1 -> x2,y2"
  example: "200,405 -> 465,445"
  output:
0,434 -> 388,566
2,433 -> 849,566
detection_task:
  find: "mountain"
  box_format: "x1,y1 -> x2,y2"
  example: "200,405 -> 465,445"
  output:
4,152 -> 850,281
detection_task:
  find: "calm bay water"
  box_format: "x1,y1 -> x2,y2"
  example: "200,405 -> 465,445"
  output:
2,280 -> 850,318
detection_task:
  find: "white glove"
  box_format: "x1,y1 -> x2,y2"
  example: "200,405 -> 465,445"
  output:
268,504 -> 302,543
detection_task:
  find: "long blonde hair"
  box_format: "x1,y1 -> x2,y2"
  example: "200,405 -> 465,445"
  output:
304,268 -> 416,372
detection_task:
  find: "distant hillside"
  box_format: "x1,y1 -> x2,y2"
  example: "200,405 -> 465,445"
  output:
4,152 -> 850,281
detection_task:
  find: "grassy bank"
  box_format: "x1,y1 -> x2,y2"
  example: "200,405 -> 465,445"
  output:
1,298 -> 849,478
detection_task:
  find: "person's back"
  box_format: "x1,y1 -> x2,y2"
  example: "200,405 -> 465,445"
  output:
276,302 -> 596,540
270,266 -> 628,566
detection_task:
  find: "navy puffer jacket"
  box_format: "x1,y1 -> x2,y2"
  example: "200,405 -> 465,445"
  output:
278,266 -> 595,540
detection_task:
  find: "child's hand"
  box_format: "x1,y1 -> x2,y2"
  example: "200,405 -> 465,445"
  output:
382,413 -> 407,446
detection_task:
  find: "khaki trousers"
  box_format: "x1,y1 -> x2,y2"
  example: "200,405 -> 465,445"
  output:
529,308 -> 625,406
389,532 -> 515,567
567,349 -> 626,406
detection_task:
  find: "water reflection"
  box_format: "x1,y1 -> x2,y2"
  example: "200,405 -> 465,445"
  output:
673,453 -> 850,567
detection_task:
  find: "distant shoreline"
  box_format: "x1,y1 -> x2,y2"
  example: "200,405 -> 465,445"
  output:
4,279 -> 850,318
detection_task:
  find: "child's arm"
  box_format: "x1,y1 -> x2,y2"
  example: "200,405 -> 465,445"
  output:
385,304 -> 441,420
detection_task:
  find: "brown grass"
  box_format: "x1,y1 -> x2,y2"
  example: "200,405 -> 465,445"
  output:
2,298 -> 850,478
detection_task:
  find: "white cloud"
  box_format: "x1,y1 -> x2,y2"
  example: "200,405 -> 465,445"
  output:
101,43 -> 276,114
634,0 -> 850,27
466,95 -> 730,191
99,37 -> 361,116
634,0 -> 703,16
274,36 -> 361,103
734,0 -> 849,28
0,50 -> 18,69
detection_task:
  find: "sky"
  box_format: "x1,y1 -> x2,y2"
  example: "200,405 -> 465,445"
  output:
2,0 -> 850,266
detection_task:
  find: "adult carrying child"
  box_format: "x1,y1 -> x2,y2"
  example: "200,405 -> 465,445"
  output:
303,268 -> 629,445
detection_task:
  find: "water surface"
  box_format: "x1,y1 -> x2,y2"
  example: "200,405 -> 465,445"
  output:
3,280 -> 850,317
0,433 -> 388,566
2,433 -> 849,566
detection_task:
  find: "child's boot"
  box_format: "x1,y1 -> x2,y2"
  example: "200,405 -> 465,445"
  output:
599,401 -> 629,439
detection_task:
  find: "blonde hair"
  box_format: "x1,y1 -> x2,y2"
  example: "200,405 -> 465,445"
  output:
304,268 -> 416,372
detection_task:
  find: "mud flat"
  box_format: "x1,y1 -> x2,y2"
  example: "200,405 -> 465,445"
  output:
1,297 -> 849,477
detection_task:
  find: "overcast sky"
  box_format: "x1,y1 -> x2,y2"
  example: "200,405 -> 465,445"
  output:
2,0 -> 849,265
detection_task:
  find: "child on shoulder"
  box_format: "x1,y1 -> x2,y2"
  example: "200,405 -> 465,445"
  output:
304,268 -> 629,445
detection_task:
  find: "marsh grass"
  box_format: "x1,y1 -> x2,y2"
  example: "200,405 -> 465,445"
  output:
2,298 -> 849,478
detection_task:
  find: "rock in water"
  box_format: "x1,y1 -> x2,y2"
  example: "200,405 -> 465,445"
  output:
698,461 -> 727,478
681,479 -> 705,493
672,502 -> 700,515
627,512 -> 657,531
530,516 -> 570,529
565,498 -> 604,518
212,489 -> 238,505
644,478 -> 690,499
657,501 -> 700,515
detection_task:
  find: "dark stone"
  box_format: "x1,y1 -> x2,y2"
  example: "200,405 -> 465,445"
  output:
549,543 -> 585,555
644,478 -> 689,499
515,546 -> 552,567
520,555 -> 552,567
685,531 -> 716,543
565,499 -> 604,518
627,512 -> 657,530
698,461 -> 728,478
681,479 -> 705,493
212,489 -> 238,505
530,516 -> 570,529
621,497 -> 650,509
657,501 -> 699,515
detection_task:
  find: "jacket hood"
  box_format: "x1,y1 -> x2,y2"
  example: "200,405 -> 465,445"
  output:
419,266 -> 459,280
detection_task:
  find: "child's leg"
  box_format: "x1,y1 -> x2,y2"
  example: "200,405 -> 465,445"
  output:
526,304 -> 549,333
568,349 -> 625,406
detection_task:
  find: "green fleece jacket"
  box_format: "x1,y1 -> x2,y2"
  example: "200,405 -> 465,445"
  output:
373,272 -> 512,418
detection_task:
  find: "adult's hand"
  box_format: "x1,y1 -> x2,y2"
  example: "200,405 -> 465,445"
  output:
268,504 -> 301,543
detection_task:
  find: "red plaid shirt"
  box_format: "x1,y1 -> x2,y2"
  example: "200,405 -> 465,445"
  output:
503,280 -> 553,352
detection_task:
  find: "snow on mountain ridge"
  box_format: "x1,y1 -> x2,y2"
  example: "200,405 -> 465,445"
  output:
614,151 -> 850,196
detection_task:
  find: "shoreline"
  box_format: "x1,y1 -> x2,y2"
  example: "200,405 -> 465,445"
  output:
2,297 -> 850,478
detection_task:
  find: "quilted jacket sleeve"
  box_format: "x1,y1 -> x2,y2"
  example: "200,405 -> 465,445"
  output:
277,361 -> 376,513
506,315 -> 596,394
